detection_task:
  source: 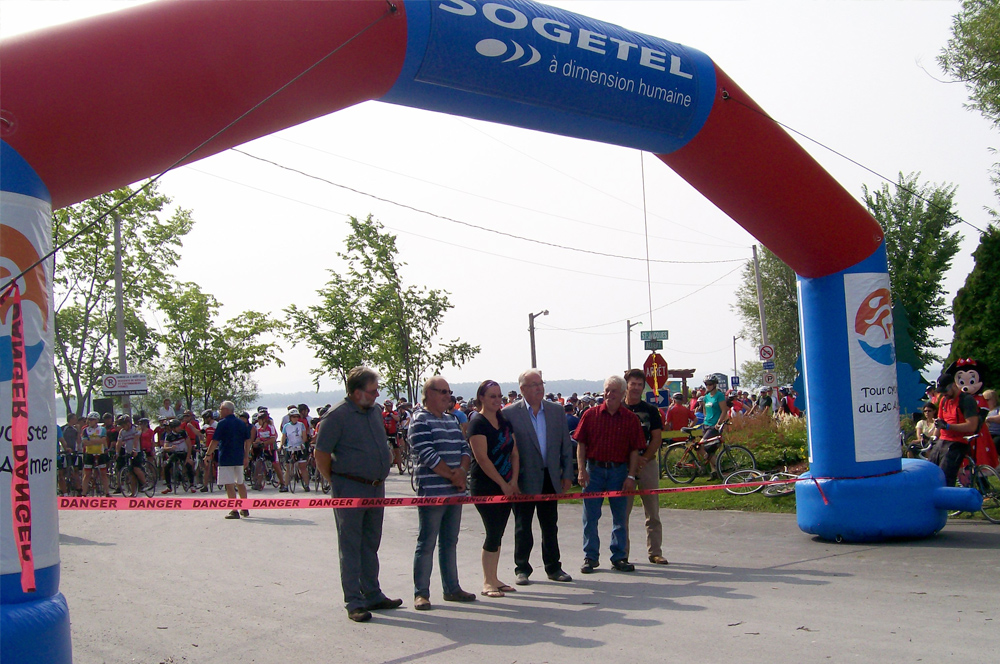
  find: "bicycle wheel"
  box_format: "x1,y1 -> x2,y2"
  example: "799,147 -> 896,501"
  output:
718,445 -> 757,476
142,460 -> 158,496
724,469 -> 766,495
118,467 -> 138,497
285,460 -> 297,493
949,457 -> 976,517
975,465 -> 1000,524
762,472 -> 798,497
410,464 -> 418,493
663,445 -> 698,484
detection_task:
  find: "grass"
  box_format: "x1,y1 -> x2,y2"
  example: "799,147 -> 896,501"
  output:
563,477 -> 798,514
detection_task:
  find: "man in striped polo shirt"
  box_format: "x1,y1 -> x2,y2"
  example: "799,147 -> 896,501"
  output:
409,376 -> 475,611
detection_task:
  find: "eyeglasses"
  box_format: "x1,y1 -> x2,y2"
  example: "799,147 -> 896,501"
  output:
522,382 -> 544,389
428,387 -> 453,396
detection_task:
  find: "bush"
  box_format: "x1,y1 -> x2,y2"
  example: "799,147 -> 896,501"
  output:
726,414 -> 808,471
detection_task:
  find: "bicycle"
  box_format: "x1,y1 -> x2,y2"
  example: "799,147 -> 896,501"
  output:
117,452 -> 156,497
162,452 -> 193,494
193,444 -> 216,493
949,453 -> 1000,524
58,451 -> 83,496
407,447 -> 420,493
661,421 -> 756,484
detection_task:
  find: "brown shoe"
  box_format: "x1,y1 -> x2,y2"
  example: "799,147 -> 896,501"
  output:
240,510 -> 249,517
224,510 -> 240,519
649,555 -> 669,565
414,596 -> 432,611
443,589 -> 477,602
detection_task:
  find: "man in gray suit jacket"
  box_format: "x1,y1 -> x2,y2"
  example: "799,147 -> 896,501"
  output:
502,369 -> 574,584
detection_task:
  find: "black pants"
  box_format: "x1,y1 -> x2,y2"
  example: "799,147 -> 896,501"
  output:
513,473 -> 561,576
939,441 -> 971,488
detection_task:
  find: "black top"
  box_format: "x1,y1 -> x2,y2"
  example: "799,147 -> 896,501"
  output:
467,411 -> 515,493
624,400 -> 664,450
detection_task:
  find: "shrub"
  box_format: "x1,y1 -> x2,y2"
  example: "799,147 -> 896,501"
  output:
726,414 -> 808,471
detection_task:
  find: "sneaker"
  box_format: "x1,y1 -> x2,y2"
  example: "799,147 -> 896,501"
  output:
279,485 -> 289,493
225,510 -> 240,519
199,486 -> 209,493
514,572 -> 530,586
611,559 -> 635,572
161,488 -> 173,495
580,558 -> 598,574
303,485 -> 310,492
546,570 -> 572,582
240,510 -> 249,517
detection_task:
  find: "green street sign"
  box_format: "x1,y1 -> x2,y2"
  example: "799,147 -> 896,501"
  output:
640,330 -> 669,341
644,340 -> 663,350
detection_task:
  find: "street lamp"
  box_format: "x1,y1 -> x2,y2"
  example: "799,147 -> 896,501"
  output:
627,320 -> 642,369
528,309 -> 549,368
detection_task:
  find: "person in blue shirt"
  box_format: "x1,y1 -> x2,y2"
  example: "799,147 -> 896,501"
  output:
204,401 -> 251,519
700,376 -> 730,478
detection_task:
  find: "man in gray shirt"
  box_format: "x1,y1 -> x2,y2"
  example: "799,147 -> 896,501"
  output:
315,366 -> 401,623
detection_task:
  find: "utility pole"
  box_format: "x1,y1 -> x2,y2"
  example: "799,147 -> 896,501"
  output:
752,245 -> 774,399
113,211 -> 130,417
733,335 -> 738,378
528,309 -> 549,368
626,320 -> 642,369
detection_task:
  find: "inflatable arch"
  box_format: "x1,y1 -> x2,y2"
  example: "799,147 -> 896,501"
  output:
0,2 -> 982,661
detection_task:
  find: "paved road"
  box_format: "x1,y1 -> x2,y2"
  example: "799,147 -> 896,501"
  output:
56,472 -> 998,663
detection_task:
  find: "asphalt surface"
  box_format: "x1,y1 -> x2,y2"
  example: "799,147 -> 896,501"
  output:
55,471 -> 999,664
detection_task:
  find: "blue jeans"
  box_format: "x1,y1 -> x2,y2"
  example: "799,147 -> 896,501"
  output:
413,504 -> 463,598
582,462 -> 629,563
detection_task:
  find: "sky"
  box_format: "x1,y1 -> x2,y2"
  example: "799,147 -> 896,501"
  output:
2,0 -> 996,396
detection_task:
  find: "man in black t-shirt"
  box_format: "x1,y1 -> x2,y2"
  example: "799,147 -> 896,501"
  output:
623,369 -> 668,565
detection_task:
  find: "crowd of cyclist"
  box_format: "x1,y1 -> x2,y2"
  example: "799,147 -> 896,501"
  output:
56,381 -> 801,498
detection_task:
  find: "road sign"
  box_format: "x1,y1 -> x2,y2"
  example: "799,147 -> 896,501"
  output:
101,373 -> 149,396
645,390 -> 670,408
762,372 -> 777,386
640,330 -> 669,341
731,376 -> 740,387
762,360 -> 775,370
643,352 -> 668,391
643,339 -> 663,351
759,345 -> 775,361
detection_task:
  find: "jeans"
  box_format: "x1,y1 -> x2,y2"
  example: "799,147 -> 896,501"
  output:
582,462 -> 629,563
413,504 -> 463,598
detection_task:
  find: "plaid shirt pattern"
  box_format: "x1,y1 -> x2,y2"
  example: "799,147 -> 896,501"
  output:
573,403 -> 645,464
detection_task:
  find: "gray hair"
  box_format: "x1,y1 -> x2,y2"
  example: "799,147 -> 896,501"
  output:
603,374 -> 627,393
422,376 -> 445,404
346,366 -> 379,395
518,369 -> 543,388
220,401 -> 235,413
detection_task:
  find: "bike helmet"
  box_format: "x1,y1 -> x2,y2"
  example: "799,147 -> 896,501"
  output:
201,409 -> 213,420
87,411 -> 101,420
168,419 -> 182,428
704,375 -> 718,384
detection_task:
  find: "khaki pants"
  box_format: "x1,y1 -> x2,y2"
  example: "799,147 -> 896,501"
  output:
625,456 -> 662,559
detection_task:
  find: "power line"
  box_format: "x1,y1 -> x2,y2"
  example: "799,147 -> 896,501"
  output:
231,148 -> 747,266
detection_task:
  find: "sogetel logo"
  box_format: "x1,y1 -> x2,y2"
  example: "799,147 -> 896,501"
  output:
853,288 -> 895,366
1,224 -> 49,381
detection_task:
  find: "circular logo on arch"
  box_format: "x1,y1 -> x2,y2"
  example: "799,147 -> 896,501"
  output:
853,288 -> 895,366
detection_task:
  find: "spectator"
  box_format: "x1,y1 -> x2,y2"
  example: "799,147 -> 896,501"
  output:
574,375 -> 644,574
409,376 -> 475,610
467,379 -> 520,598
750,386 -> 774,417
503,369 -> 575,585
450,395 -> 469,437
158,398 -> 175,422
314,367 -> 401,622
205,401 -> 251,519
622,369 -> 668,565
664,392 -> 695,442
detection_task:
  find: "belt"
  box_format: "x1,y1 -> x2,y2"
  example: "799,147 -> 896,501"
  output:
588,460 -> 625,469
331,471 -> 382,486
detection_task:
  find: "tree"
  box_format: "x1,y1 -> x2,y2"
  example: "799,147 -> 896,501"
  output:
939,0 -> 1000,130
286,214 -> 480,402
862,173 -> 962,369
948,224 -> 1000,374
733,246 -> 799,386
156,282 -> 285,412
52,184 -> 193,416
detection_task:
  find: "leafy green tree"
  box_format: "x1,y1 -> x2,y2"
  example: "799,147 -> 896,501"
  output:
52,184 -> 193,416
287,214 -> 480,402
948,224 -> 1000,376
862,173 -> 962,369
733,246 -> 799,386
939,0 -> 1000,129
156,282 -> 285,412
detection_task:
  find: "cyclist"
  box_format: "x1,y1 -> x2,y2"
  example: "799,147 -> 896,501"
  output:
700,375 -> 730,478
251,410 -> 286,491
162,419 -> 195,494
80,412 -> 110,496
280,408 -> 310,491
384,399 -> 404,474
58,412 -> 81,496
749,386 -> 774,418
115,414 -> 147,490
933,372 -> 981,488
197,409 -> 218,492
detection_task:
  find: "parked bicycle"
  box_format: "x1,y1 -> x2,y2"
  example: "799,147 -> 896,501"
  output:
660,421 -> 756,484
950,453 -> 1000,524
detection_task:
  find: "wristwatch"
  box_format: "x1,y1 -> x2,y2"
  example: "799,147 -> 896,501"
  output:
628,475 -> 638,481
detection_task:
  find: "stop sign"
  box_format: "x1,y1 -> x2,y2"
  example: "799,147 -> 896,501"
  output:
643,352 -> 668,391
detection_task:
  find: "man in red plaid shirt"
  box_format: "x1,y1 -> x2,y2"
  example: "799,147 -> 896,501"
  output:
574,374 -> 645,574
